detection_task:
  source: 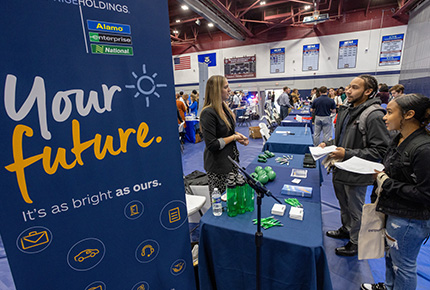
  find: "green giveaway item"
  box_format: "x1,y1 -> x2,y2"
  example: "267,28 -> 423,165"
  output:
284,198 -> 303,208
267,170 -> 276,181
258,174 -> 269,184
253,216 -> 283,229
255,166 -> 263,173
264,166 -> 272,173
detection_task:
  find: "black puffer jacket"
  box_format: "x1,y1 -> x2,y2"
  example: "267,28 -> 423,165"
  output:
326,97 -> 390,186
376,129 -> 430,220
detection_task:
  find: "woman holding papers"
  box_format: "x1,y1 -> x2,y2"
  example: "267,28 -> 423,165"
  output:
362,94 -> 430,290
200,75 -> 249,194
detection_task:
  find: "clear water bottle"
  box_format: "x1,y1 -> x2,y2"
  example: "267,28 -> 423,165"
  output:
212,188 -> 222,216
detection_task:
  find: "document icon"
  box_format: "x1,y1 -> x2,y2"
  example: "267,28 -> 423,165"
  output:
168,207 -> 181,223
130,204 -> 139,216
20,231 -> 49,250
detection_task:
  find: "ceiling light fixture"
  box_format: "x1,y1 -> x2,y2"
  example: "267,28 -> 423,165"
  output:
177,0 -> 249,41
208,23 -> 214,27
173,30 -> 179,34
304,5 -> 311,10
260,1 -> 266,5
181,5 -> 189,10
195,19 -> 201,26
176,19 -> 181,23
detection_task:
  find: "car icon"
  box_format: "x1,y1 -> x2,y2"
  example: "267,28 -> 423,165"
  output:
74,249 -> 100,262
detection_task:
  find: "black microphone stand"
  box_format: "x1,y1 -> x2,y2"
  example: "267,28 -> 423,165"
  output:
228,156 -> 282,290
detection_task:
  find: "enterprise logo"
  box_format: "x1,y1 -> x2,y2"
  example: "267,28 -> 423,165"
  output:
90,32 -> 132,45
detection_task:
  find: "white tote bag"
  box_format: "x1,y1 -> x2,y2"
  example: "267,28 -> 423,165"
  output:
358,195 -> 386,260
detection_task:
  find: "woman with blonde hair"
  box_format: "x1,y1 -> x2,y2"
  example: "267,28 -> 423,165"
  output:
189,92 -> 199,117
200,75 -> 249,193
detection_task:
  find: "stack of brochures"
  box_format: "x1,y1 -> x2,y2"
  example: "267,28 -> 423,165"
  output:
309,145 -> 337,161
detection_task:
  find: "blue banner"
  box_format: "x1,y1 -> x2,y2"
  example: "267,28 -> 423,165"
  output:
0,1 -> 195,290
198,52 -> 216,66
382,34 -> 404,42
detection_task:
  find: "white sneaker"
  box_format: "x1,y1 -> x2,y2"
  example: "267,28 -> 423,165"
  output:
361,282 -> 387,290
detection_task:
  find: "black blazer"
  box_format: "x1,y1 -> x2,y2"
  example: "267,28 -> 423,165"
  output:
200,105 -> 237,174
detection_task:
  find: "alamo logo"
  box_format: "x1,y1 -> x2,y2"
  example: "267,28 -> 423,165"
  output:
87,20 -> 131,34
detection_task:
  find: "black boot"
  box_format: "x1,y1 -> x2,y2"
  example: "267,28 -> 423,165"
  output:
326,227 -> 350,239
335,241 -> 358,256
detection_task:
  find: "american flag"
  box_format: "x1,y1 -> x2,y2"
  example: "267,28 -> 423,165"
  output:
174,56 -> 191,70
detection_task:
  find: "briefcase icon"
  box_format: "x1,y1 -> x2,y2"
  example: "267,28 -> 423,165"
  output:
20,231 -> 49,250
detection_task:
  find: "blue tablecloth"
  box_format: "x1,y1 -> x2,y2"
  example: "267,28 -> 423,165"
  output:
185,119 -> 199,143
281,115 -> 313,133
198,153 -> 332,290
263,126 -> 313,154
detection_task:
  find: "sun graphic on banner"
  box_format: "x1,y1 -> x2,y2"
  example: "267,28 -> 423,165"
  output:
126,64 -> 167,107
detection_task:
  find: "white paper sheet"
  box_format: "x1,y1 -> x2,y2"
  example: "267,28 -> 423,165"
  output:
334,156 -> 384,174
309,145 -> 337,160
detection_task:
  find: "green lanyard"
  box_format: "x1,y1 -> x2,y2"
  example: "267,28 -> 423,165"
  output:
253,216 -> 283,230
284,198 -> 302,208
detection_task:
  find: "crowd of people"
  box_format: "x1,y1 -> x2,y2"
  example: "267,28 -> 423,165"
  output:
190,74 -> 429,290
176,89 -> 200,127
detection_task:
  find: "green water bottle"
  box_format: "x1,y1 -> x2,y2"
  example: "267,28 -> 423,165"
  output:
226,180 -> 237,217
236,176 -> 246,214
245,183 -> 255,212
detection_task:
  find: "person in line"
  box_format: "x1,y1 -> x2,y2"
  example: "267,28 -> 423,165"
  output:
189,93 -> 199,117
377,83 -> 390,104
320,75 -> 390,256
291,88 -> 300,107
200,75 -> 249,193
232,91 -> 241,109
310,87 -> 319,103
182,93 -> 190,114
311,86 -> 336,146
389,84 -> 405,102
361,94 -> 430,290
277,86 -> 292,120
176,94 -> 187,129
337,87 -> 347,104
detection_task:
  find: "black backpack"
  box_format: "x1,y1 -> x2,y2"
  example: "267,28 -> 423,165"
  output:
356,103 -> 386,147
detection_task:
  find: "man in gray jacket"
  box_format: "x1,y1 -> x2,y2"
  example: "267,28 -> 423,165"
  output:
319,75 -> 390,256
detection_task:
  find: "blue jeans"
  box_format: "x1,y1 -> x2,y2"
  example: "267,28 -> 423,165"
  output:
313,116 -> 332,146
385,215 -> 430,290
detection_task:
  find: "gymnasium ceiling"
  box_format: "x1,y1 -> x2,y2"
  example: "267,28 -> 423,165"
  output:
169,0 -> 423,46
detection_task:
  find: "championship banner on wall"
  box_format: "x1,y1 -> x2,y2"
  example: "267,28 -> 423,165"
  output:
270,48 -> 285,74
0,1 -> 195,290
224,55 -> 256,79
338,39 -> 358,69
379,34 -> 404,66
302,44 -> 319,71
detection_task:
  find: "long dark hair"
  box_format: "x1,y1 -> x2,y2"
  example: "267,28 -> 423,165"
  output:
394,94 -> 430,133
